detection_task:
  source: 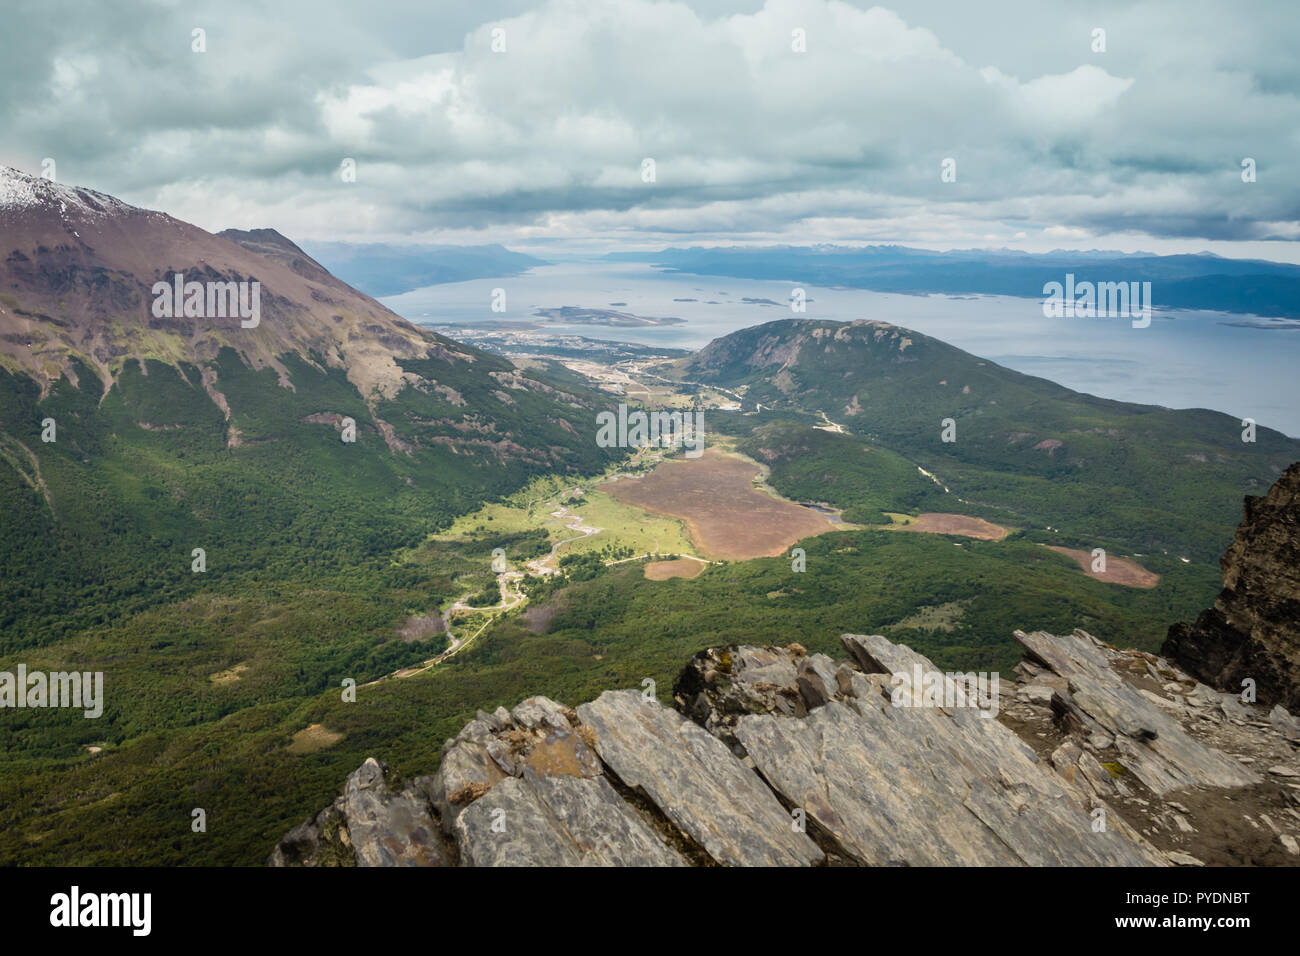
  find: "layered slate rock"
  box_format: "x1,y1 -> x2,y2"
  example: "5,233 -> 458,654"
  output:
435,696 -> 685,867
1002,632 -> 1300,865
1015,629 -> 1258,795
680,636 -> 1163,866
273,630 -> 1298,867
454,774 -> 683,867
577,689 -> 823,866
341,758 -> 449,867
673,643 -> 820,748
1164,462 -> 1300,710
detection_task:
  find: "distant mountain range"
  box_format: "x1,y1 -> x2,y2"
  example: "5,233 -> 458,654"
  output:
609,245 -> 1300,321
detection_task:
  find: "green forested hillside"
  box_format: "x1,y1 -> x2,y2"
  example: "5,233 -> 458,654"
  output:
668,319 -> 1299,561
0,345 -> 618,649
0,323 -> 625,864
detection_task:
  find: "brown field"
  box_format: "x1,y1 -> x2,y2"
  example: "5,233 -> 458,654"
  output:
644,558 -> 707,580
892,513 -> 1009,540
602,450 -> 836,560
1044,545 -> 1160,588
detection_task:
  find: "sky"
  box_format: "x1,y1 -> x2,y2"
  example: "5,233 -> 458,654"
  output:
2,0 -> 1299,260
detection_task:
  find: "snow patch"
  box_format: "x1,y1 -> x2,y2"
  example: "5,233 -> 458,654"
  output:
0,165 -> 134,222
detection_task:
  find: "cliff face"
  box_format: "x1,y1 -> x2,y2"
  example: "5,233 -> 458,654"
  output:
1164,462 -> 1300,710
271,629 -> 1300,867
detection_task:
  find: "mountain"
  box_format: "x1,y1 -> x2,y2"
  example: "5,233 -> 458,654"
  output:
2,172 -> 428,401
610,245 -> 1300,321
1165,463 -> 1300,709
298,240 -> 546,298
271,626 -> 1300,866
661,318 -> 1300,562
0,165 -> 617,648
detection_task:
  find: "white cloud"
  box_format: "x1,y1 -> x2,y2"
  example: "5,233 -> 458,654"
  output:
981,64 -> 1134,126
2,0 -> 1296,251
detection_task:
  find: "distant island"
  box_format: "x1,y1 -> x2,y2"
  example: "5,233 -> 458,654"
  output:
534,306 -> 687,327
607,245 -> 1300,321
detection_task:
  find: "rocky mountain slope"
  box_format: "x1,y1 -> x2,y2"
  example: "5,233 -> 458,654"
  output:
271,625 -> 1300,867
0,168 -> 628,865
0,166 -> 618,646
1,168 -> 436,404
0,165 -> 610,464
1165,463 -> 1300,710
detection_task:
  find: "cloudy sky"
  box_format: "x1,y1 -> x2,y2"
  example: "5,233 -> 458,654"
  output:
2,0 -> 1298,259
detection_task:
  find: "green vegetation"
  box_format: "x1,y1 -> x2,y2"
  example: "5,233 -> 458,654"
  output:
435,466 -> 698,563
668,319 -> 1300,561
463,585 -> 502,608
0,348 -> 619,651
1,314 -> 1288,867
560,490 -> 696,557
737,424 -> 944,524
0,339 -> 621,865
557,542 -> 638,580
501,528 -> 1219,677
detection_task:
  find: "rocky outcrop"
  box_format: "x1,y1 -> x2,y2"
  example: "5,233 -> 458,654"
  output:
1164,462 -> 1300,710
272,629 -> 1300,867
1004,632 -> 1300,865
268,756 -> 449,867
679,637 -> 1160,866
1015,629 -> 1257,794
576,689 -> 822,866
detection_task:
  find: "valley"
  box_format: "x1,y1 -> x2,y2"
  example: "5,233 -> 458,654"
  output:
4,0 -> 1300,896
0,167 -> 1294,868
